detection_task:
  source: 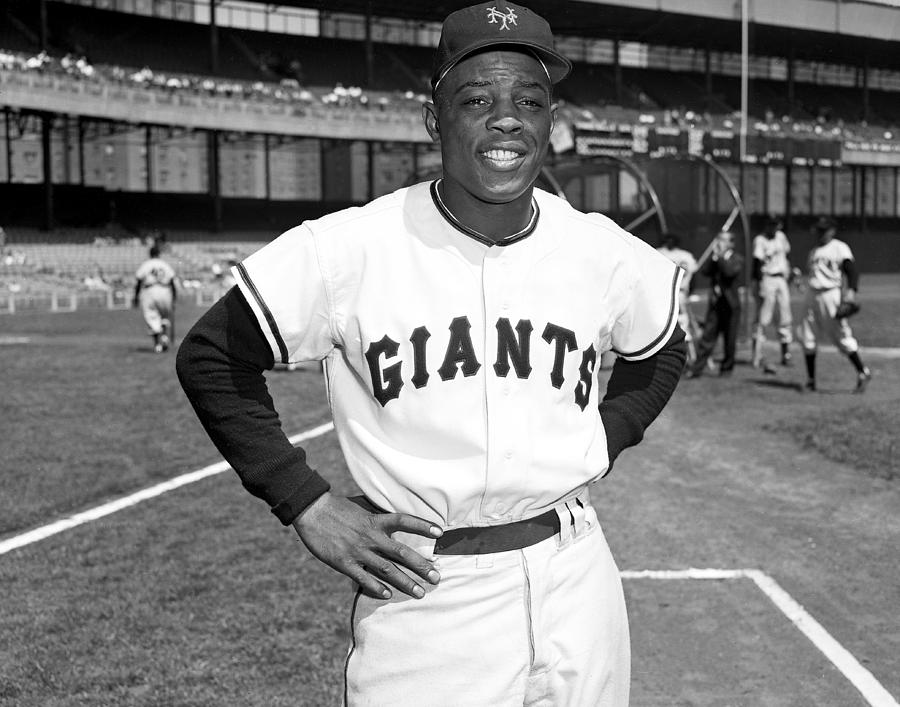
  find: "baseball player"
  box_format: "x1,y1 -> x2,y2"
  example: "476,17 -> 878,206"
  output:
751,215 -> 793,372
177,4 -> 686,705
799,216 -> 872,392
684,230 -> 744,378
133,245 -> 177,353
657,232 -> 699,361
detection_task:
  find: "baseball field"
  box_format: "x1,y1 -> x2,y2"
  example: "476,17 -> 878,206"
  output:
1,276 -> 898,706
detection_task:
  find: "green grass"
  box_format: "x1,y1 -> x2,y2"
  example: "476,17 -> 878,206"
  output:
2,283 -> 899,705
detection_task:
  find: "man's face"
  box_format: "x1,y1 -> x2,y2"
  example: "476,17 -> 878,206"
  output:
424,50 -> 557,204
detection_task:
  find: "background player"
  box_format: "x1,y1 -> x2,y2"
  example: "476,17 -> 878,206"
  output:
133,245 -> 177,353
751,215 -> 793,372
177,3 -> 686,705
685,230 -> 744,378
658,232 -> 699,363
799,216 -> 872,392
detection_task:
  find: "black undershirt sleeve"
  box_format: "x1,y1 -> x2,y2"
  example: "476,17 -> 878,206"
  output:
752,258 -> 762,282
841,258 -> 859,291
599,325 -> 687,468
175,287 -> 330,525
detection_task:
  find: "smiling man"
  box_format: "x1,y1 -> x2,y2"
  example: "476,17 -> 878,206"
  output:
177,3 -> 686,705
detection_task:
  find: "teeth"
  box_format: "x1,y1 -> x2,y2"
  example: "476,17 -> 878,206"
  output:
483,149 -> 520,160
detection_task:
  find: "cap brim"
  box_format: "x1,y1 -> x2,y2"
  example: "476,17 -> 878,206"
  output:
432,39 -> 572,89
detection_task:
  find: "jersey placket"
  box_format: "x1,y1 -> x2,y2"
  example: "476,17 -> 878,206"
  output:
479,244 -> 522,523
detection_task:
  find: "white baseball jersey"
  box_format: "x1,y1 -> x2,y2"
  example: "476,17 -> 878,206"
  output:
807,238 -> 853,291
135,257 -> 176,288
657,246 -> 697,292
234,181 -> 681,529
753,231 -> 791,276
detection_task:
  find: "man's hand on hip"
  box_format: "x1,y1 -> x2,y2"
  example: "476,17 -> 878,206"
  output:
292,492 -> 443,600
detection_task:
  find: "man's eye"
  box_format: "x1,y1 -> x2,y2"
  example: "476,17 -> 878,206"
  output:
464,96 -> 488,106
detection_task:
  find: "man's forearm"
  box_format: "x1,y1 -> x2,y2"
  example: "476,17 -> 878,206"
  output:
599,326 -> 687,466
175,287 -> 330,524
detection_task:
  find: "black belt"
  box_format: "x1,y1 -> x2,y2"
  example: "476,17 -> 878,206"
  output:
763,272 -> 785,277
433,510 -> 561,555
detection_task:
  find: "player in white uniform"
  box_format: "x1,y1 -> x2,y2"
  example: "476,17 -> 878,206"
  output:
133,245 -> 177,353
657,232 -> 698,362
751,215 -> 793,371
177,4 -> 686,705
799,216 -> 871,392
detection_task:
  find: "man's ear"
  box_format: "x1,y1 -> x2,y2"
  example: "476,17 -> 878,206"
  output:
423,102 -> 441,143
550,102 -> 558,134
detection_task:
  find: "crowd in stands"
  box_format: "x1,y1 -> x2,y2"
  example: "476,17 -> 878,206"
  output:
0,47 -> 429,115
4,45 -> 898,144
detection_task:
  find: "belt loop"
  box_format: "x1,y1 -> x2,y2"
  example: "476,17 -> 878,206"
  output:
567,498 -> 587,538
554,504 -> 574,547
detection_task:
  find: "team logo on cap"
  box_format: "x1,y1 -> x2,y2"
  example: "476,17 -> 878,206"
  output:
486,6 -> 518,30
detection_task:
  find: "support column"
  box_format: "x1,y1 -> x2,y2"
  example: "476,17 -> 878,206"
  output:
4,108 -> 12,183
145,125 -> 153,192
41,112 -> 54,232
39,0 -> 48,52
787,47 -> 795,118
861,54 -> 870,124
208,129 -> 222,232
613,37 -> 622,105
264,133 -> 271,201
209,0 -> 219,75
364,0 -> 375,89
704,46 -> 713,113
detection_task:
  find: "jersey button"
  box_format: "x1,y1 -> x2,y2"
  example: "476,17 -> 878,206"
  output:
504,450 -> 513,460
493,502 -> 506,515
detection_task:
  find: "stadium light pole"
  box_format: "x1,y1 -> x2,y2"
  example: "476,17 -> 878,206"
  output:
739,0 -> 749,163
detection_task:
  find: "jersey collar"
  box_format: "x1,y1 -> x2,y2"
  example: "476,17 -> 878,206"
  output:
430,180 -> 539,247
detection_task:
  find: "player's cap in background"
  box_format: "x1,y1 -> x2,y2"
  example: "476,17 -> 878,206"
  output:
431,2 -> 572,91
813,215 -> 837,232
765,213 -> 783,227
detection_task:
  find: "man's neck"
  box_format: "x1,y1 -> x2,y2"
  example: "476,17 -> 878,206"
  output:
438,180 -> 535,244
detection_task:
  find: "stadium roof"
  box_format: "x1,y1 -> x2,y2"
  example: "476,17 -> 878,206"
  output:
259,0 -> 900,71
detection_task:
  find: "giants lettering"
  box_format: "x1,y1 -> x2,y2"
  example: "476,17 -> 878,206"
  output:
364,316 -> 599,409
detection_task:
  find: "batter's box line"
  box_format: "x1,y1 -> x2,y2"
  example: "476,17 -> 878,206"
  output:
620,567 -> 898,707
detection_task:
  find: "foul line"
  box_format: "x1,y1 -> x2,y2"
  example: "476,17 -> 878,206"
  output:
621,568 -> 899,707
2,453 -> 896,707
0,421 -> 335,557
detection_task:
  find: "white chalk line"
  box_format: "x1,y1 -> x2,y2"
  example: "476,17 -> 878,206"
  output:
621,568 -> 898,707
0,421 -> 335,557
1,446 -> 895,706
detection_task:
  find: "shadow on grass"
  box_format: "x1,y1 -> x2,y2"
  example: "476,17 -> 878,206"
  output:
750,378 -> 805,392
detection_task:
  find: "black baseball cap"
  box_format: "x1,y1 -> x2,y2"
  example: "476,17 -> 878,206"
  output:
431,2 -> 572,91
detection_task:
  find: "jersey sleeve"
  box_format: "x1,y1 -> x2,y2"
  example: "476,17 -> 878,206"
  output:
232,225 -> 335,365
610,237 -> 683,362
838,240 -> 854,262
752,235 -> 765,261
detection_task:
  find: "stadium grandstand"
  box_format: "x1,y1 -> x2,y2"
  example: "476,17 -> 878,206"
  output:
1,0 -> 899,310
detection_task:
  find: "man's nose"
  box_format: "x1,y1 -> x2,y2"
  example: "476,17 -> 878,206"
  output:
487,99 -> 524,133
